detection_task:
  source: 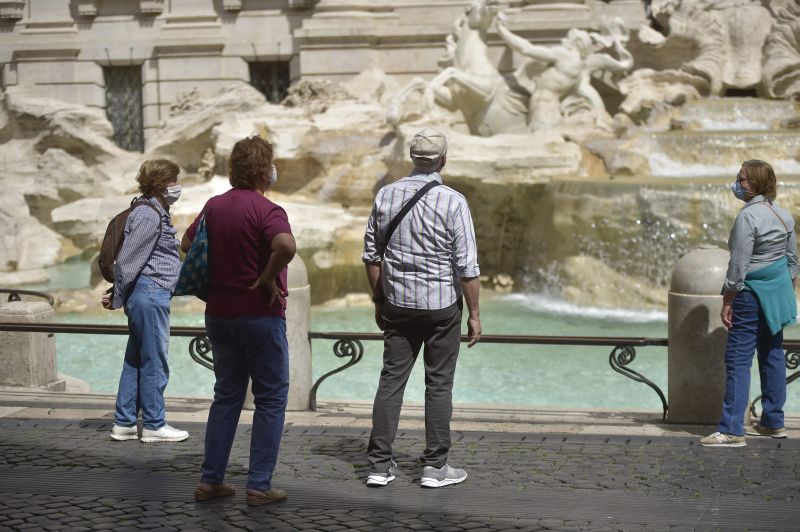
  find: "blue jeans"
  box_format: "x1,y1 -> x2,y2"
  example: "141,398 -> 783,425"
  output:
200,316 -> 289,491
717,290 -> 787,436
114,276 -> 171,430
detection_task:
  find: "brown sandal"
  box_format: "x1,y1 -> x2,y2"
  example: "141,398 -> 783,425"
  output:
245,488 -> 287,506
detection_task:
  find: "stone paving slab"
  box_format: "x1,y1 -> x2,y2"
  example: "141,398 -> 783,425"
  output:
2,415 -> 800,530
1,466 -> 796,528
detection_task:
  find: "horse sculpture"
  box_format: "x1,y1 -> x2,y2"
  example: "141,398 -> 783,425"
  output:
387,0 -> 529,136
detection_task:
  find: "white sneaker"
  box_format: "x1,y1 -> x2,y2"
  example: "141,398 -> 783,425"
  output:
140,424 -> 189,443
699,431 -> 746,447
420,463 -> 467,488
745,424 -> 789,438
366,460 -> 397,487
110,424 -> 138,441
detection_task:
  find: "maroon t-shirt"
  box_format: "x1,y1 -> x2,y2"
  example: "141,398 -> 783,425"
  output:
186,188 -> 293,318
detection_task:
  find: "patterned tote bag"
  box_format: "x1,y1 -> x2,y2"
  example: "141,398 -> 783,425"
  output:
174,216 -> 209,301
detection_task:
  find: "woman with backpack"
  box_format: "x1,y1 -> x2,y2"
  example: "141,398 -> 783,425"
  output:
101,159 -> 189,443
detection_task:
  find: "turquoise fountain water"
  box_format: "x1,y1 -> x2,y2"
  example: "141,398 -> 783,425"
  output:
51,292 -> 800,412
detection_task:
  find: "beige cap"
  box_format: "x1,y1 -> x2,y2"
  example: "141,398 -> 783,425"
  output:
410,127 -> 448,162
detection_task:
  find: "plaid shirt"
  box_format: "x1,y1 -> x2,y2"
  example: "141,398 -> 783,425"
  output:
363,172 -> 480,310
112,196 -> 181,309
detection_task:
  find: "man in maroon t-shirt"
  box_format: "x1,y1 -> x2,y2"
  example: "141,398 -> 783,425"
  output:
183,136 -> 296,507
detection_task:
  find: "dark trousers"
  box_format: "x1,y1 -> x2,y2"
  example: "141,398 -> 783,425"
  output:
200,316 -> 289,492
367,301 -> 462,472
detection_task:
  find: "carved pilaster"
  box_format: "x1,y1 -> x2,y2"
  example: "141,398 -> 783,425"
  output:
0,0 -> 25,21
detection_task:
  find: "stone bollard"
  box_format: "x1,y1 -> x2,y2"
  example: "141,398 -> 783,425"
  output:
244,255 -> 312,411
668,246 -> 730,424
0,301 -> 65,391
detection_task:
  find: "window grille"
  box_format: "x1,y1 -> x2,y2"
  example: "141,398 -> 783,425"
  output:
248,61 -> 291,104
103,66 -> 144,152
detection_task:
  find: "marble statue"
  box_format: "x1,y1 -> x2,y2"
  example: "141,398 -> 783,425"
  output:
389,2 -> 632,136
763,0 -> 800,99
496,14 -> 633,132
388,0 -> 529,136
620,0 -> 774,117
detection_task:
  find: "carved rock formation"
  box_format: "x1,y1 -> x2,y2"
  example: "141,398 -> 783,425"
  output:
622,0 -> 775,118
764,1 -> 800,99
148,84 -> 267,172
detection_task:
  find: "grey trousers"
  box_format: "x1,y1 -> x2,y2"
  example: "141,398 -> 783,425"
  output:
367,301 -> 462,472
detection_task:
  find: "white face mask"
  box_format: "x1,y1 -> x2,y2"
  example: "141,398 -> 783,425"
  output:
163,184 -> 182,205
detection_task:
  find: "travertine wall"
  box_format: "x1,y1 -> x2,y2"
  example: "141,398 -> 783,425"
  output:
0,0 -> 647,148
0,0 -> 305,145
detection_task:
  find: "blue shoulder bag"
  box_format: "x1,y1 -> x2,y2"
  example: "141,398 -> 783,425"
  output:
174,215 -> 209,301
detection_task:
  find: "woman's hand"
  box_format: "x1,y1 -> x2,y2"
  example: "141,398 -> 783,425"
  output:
101,289 -> 113,310
721,302 -> 733,329
721,289 -> 738,329
249,275 -> 280,306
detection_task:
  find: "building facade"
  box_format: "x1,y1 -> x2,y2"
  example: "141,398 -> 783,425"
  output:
0,0 -> 645,149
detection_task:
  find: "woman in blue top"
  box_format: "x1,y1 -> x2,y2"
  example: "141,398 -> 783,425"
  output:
701,160 -> 799,447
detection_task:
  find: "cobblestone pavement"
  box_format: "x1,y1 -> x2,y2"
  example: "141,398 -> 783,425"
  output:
2,417 -> 800,531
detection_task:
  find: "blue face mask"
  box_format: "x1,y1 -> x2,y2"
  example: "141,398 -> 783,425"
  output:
731,181 -> 747,201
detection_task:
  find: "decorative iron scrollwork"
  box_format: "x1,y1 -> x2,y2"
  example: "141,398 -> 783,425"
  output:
750,348 -> 800,420
309,339 -> 365,411
189,336 -> 214,371
609,345 -> 668,421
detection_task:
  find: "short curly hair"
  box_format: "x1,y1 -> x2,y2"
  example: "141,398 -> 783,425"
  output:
740,159 -> 777,201
136,159 -> 180,196
229,136 -> 274,189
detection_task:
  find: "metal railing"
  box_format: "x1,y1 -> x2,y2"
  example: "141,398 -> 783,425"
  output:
1,289 -> 54,306
1,319 -> 799,421
307,332 -> 671,418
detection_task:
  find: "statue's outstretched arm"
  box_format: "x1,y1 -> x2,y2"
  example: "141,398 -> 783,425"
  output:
586,47 -> 634,74
587,17 -> 633,73
496,15 -> 557,63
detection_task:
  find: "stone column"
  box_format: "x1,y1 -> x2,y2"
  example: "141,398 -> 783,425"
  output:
244,255 -> 312,411
667,246 -> 730,424
0,301 -> 65,390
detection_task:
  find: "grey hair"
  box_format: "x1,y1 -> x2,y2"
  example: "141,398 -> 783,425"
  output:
413,156 -> 443,174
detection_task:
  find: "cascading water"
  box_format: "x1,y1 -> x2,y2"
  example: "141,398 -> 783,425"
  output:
648,98 -> 800,178
517,98 -> 800,309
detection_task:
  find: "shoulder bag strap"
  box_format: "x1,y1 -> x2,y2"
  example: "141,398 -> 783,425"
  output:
762,202 -> 789,232
127,199 -> 165,290
380,180 -> 441,256
131,199 -> 164,252
744,200 -> 789,232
